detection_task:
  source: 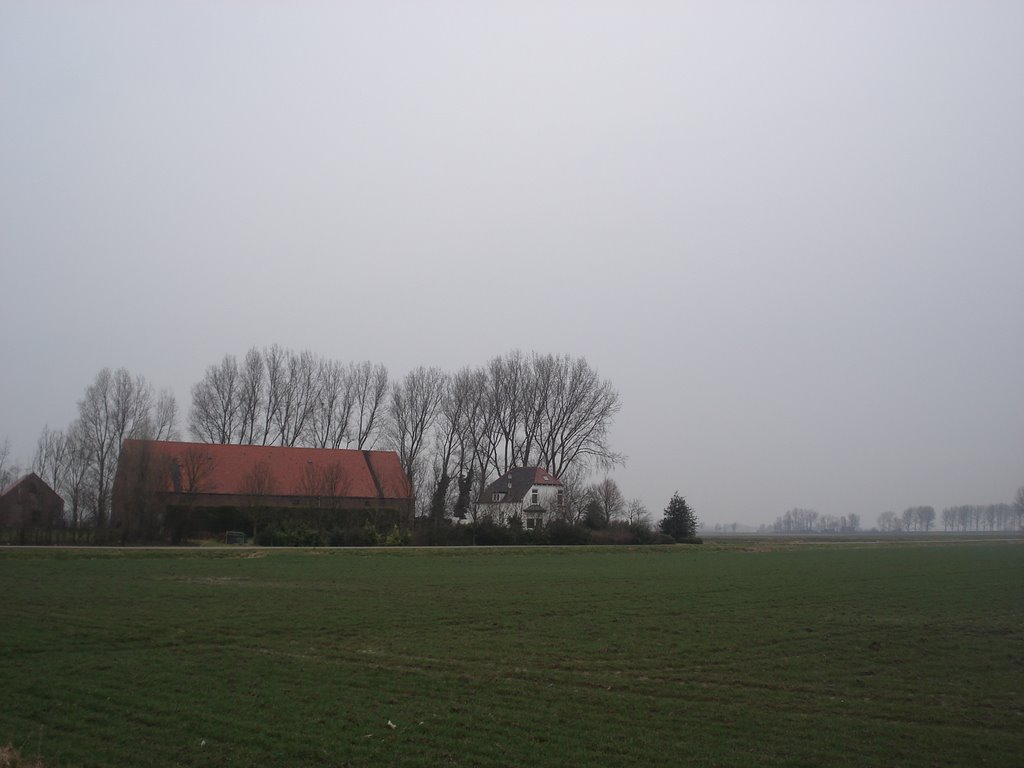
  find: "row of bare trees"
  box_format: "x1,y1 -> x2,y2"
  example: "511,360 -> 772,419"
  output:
767,508 -> 862,534
939,503 -> 1021,532
189,347 -> 624,517
877,503 -> 1022,533
877,506 -> 936,532
768,496 -> 1024,535
189,347 -> 389,450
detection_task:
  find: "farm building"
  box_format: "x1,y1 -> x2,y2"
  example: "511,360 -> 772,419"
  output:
112,440 -> 412,541
476,467 -> 563,529
0,472 -> 65,543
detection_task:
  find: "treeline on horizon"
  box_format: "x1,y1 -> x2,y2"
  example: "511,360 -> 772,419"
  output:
4,344 -> 1022,542
760,503 -> 1022,534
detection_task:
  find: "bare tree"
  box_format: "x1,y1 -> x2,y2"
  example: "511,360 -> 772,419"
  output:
309,359 -> 355,449
0,437 -> 16,489
350,361 -> 389,449
448,368 -> 491,523
190,354 -> 240,443
151,389 -> 179,441
553,466 -> 590,524
62,422 -> 94,534
429,369 -> 490,524
476,352 -> 623,481
626,497 -> 650,526
33,426 -> 69,501
919,506 -> 935,532
772,508 -> 821,533
535,354 -> 623,478
76,369 -> 120,530
237,347 -> 266,445
260,344 -> 287,446
387,366 -> 446,515
76,367 -> 157,532
486,351 -> 531,474
588,477 -> 626,527
1014,487 -> 1024,529
877,510 -> 900,532
111,369 -> 154,447
274,349 -> 318,446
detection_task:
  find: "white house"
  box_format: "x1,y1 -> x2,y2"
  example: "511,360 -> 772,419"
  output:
476,467 -> 563,529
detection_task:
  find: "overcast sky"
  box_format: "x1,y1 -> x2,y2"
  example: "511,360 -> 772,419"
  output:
2,2 -> 1022,527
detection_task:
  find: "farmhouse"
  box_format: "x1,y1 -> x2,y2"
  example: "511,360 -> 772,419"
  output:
477,467 -> 563,528
112,440 -> 412,540
0,473 -> 65,543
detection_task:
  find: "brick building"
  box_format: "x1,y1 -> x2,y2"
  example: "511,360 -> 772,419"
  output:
0,472 -> 65,543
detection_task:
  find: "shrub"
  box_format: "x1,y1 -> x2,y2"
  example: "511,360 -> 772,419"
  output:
590,522 -> 635,545
256,519 -> 322,547
547,519 -> 592,545
628,522 -> 658,544
326,523 -> 380,547
520,525 -> 550,545
439,523 -> 476,546
472,518 -> 516,546
383,525 -> 410,546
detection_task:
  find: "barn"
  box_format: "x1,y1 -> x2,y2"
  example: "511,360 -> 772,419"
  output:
112,440 -> 412,542
0,472 -> 65,544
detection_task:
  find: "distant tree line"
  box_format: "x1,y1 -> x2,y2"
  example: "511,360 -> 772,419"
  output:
877,506 -> 936,532
877,504 -> 1021,533
763,496 -> 1024,535
765,508 -> 861,534
939,504 -> 1019,532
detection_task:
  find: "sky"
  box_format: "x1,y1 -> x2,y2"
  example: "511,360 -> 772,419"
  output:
1,1 -> 1022,527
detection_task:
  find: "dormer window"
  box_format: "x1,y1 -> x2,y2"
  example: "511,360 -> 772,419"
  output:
492,492 -> 506,502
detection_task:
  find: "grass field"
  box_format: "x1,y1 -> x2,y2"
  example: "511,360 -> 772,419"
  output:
1,539 -> 1021,767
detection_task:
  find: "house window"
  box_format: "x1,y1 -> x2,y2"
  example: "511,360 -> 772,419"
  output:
492,492 -> 505,502
526,517 -> 537,530
531,488 -> 538,505
557,490 -> 564,510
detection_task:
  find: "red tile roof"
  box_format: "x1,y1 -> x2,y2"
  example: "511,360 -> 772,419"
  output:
0,472 -> 61,502
120,440 -> 411,500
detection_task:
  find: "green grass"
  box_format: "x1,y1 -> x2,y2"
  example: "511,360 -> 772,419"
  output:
1,540 -> 1022,767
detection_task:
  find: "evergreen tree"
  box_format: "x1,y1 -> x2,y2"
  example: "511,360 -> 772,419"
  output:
659,492 -> 698,541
